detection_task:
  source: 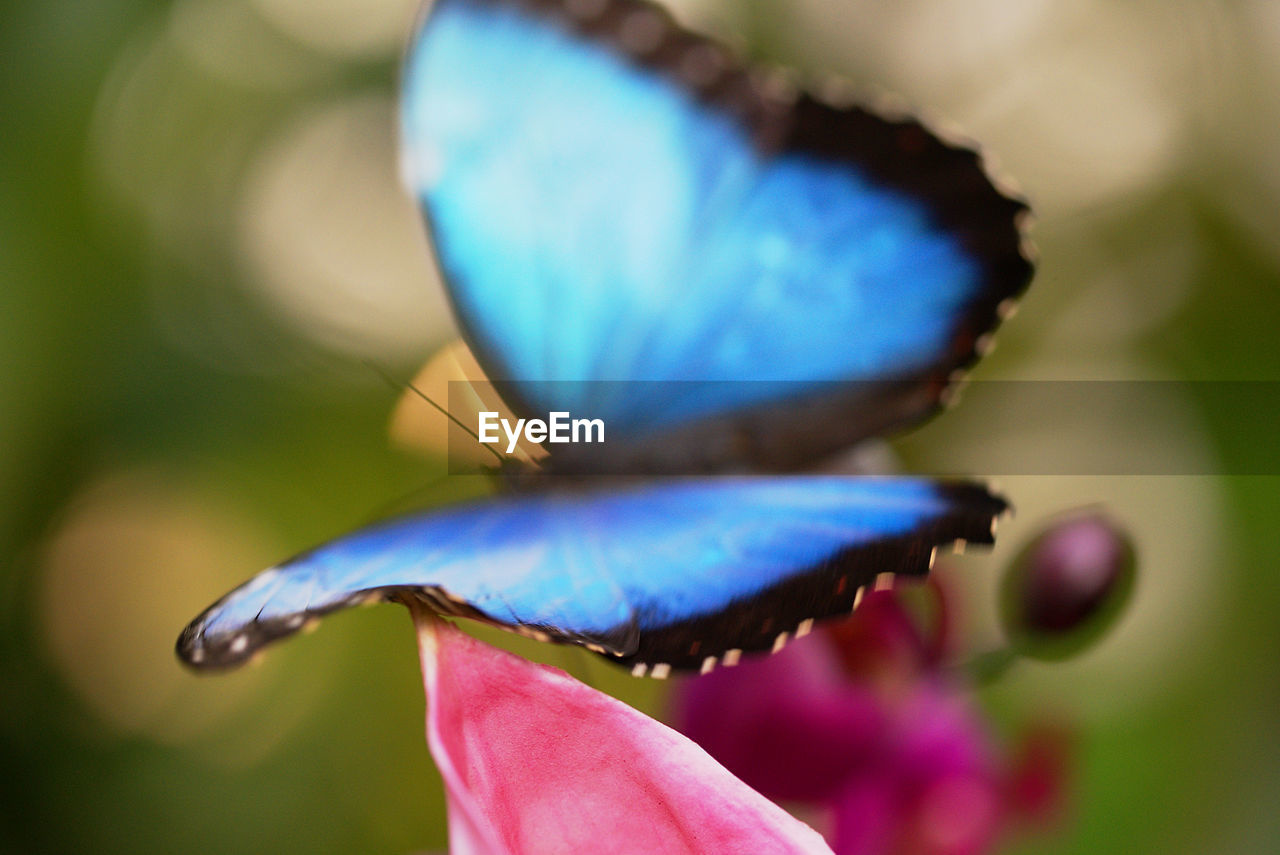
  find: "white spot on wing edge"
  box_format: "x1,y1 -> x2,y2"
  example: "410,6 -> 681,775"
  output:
771,632 -> 790,654
815,74 -> 858,109
794,618 -> 814,638
1014,208 -> 1040,265
874,572 -> 895,592
630,663 -> 649,678
751,67 -> 799,106
680,43 -> 727,87
650,663 -> 672,680
619,9 -> 664,54
817,77 -> 913,122
975,333 -> 997,357
722,649 -> 742,667
940,378 -> 968,409
700,656 -> 718,675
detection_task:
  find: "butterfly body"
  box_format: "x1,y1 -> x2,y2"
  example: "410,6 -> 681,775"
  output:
178,0 -> 1033,673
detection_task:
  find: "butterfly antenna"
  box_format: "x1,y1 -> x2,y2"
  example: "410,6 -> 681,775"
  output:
362,471 -> 454,524
362,360 -> 507,467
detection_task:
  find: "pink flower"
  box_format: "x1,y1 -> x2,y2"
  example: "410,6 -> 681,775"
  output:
673,585 -> 1057,855
410,601 -> 837,855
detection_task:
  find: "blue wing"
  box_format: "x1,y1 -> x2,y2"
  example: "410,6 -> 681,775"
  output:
401,0 -> 1031,465
177,477 -> 1005,671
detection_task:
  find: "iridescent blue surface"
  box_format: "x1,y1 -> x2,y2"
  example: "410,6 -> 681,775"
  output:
401,0 -> 980,433
199,478 -> 957,645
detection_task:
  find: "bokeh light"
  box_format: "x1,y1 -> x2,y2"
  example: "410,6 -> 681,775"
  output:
38,470 -> 287,746
235,94 -> 452,360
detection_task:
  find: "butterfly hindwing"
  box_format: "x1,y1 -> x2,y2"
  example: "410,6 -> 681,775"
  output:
402,0 -> 1032,472
177,477 -> 1005,671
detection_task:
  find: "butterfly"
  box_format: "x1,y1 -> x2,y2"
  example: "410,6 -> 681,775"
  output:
177,0 -> 1032,675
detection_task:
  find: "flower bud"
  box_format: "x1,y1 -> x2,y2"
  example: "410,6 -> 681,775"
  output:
1000,512 -> 1136,661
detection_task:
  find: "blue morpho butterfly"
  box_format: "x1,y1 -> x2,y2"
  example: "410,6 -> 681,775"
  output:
177,0 -> 1032,676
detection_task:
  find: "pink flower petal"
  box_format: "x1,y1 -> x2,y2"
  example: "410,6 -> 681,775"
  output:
828,774 -> 896,855
414,608 -> 835,855
675,617 -> 1008,855
829,682 -> 1004,855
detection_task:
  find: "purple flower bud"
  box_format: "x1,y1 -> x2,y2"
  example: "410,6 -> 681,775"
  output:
1000,512 -> 1136,661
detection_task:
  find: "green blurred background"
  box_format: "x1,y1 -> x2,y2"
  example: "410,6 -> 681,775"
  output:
2,0 -> 1278,852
